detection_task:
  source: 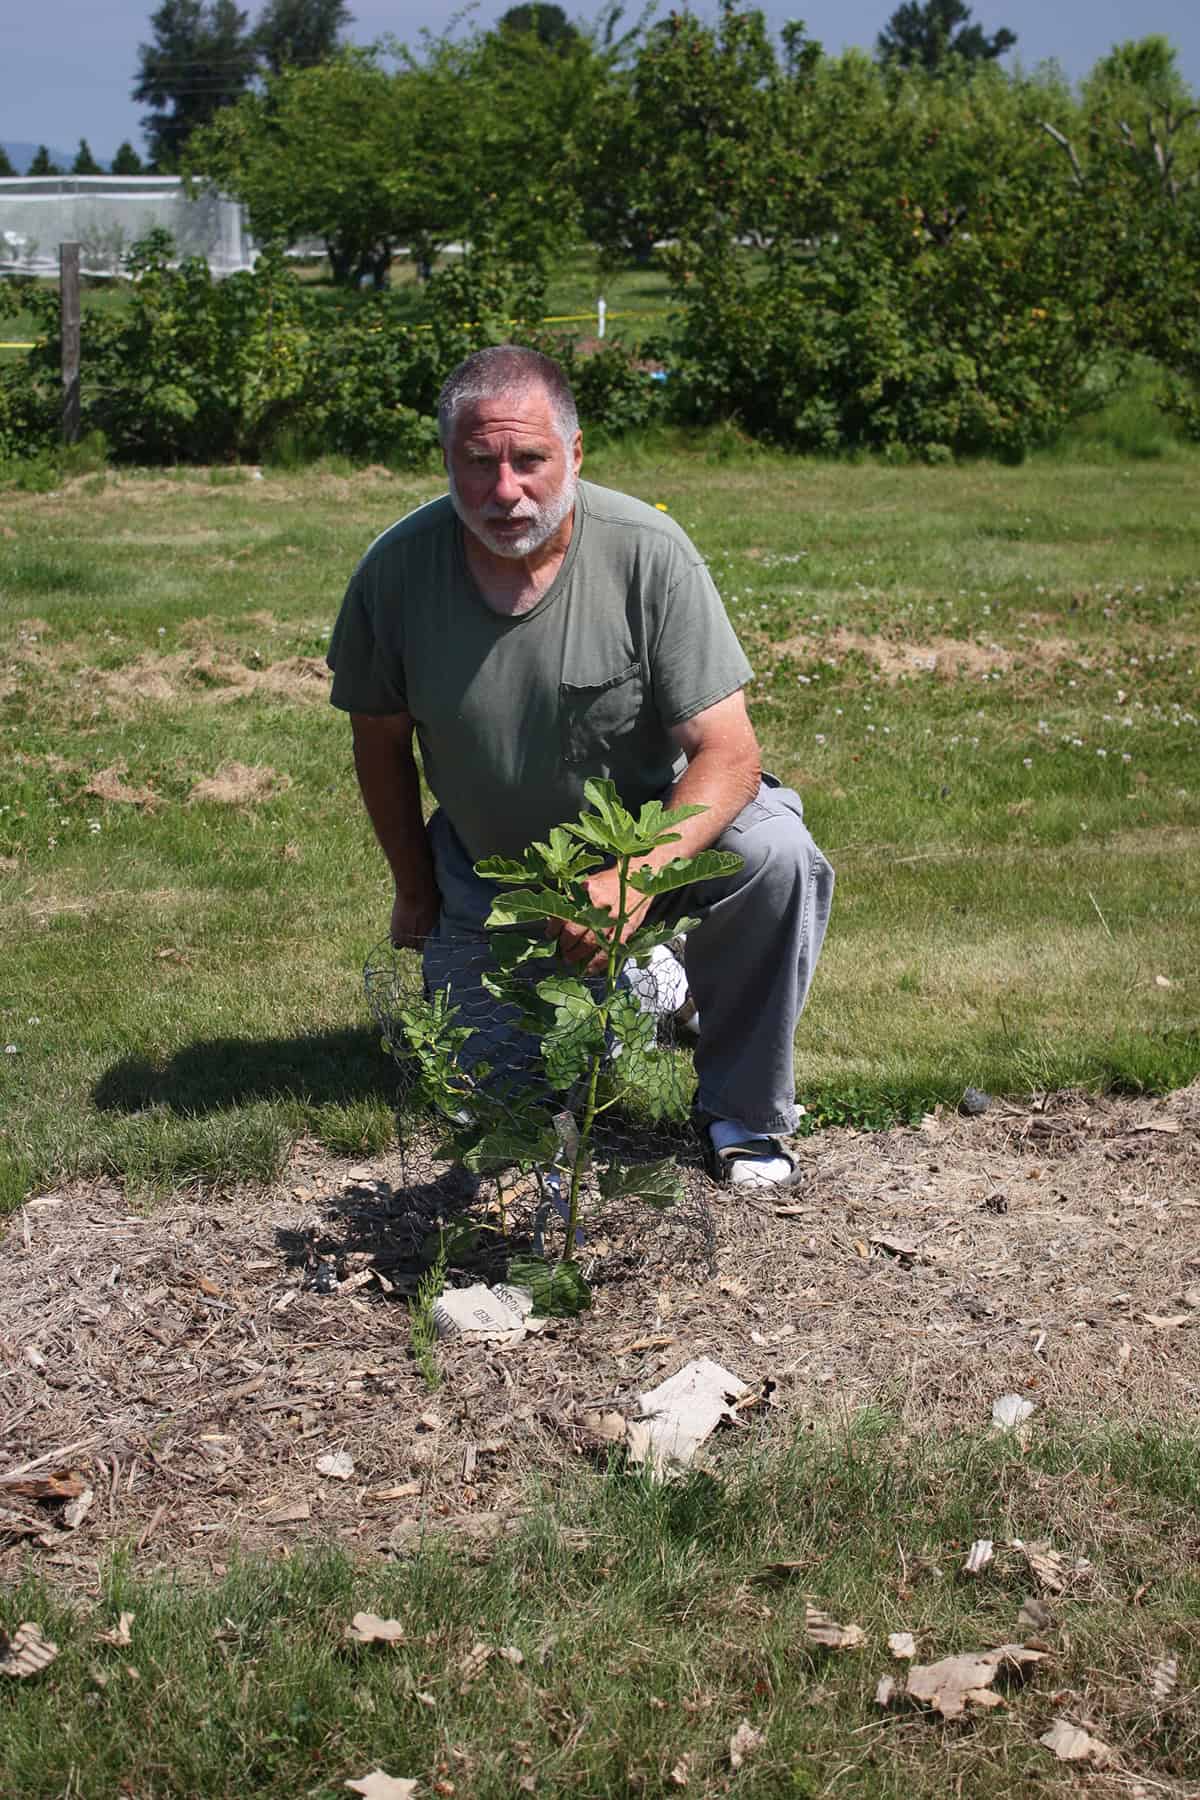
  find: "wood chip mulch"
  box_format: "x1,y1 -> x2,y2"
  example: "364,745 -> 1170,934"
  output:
2,1082 -> 1197,1590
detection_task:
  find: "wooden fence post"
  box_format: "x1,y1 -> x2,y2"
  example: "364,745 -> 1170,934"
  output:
60,241 -> 81,446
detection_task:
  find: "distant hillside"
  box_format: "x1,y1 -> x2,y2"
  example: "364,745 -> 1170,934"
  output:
2,143 -> 87,176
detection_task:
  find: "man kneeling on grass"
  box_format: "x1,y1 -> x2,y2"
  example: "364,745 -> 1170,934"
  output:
327,345 -> 834,1188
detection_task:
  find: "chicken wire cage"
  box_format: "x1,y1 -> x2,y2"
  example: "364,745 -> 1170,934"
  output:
363,932 -> 716,1279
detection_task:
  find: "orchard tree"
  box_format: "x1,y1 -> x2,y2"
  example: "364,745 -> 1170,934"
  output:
187,51 -> 422,285
111,140 -> 146,174
0,145 -> 16,177
877,0 -> 1015,71
254,0 -> 353,75
133,0 -> 258,169
28,146 -> 62,175
72,138 -> 104,174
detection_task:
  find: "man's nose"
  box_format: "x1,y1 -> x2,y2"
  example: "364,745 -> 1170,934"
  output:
492,459 -> 523,506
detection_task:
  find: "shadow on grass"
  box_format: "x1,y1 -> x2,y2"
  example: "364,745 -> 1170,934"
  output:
92,1025 -> 400,1116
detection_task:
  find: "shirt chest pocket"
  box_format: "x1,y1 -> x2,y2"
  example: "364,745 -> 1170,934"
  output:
560,661 -> 644,767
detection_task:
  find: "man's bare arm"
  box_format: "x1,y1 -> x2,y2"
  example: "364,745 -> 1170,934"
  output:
556,689 -> 761,965
349,712 -> 440,948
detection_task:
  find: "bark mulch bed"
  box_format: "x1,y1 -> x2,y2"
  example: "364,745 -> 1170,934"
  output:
1,1082 -> 1197,1591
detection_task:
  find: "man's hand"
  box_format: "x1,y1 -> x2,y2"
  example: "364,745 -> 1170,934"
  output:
552,865 -> 651,973
391,880 -> 440,952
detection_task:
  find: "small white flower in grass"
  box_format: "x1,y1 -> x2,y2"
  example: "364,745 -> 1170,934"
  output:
1097,748 -> 1107,758
88,821 -> 101,834
5,1044 -> 18,1055
1122,753 -> 1132,764
27,1017 -> 39,1026
157,627 -> 166,635
1022,758 -> 1032,768
814,734 -> 826,746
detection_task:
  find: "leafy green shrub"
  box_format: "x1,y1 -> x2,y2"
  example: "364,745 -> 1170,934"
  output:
393,781 -> 741,1308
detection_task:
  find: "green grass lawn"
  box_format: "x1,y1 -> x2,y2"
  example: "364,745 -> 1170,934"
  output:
3,1417 -> 1198,1797
1,446 -> 1197,1210
1,445 -> 1198,1796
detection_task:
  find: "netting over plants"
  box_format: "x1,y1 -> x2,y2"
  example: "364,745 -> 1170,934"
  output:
0,176 -> 253,277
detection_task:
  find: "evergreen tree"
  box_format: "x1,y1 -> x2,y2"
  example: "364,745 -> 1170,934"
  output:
72,138 -> 104,174
28,145 -> 62,175
111,140 -> 147,175
254,0 -> 352,76
133,0 -> 257,169
0,144 -> 15,177
877,0 -> 1015,72
497,4 -> 579,50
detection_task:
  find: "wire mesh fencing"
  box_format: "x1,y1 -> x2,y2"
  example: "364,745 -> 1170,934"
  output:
363,930 -> 717,1282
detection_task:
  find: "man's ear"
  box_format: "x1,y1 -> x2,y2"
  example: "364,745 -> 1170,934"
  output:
571,429 -> 583,476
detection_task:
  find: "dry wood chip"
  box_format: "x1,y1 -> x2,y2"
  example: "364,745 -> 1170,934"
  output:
96,1612 -> 134,1648
1039,1718 -> 1115,1766
1143,1313 -> 1191,1329
906,1644 -> 1044,1720
756,1560 -> 813,1581
887,1631 -> 917,1661
264,1500 -> 310,1525
1014,1540 -> 1076,1594
345,1612 -> 405,1645
497,1645 -> 524,1666
1150,1657 -> 1178,1702
728,1719 -> 763,1770
875,1675 -> 898,1707
0,1469 -> 88,1502
804,1605 -> 866,1651
316,1451 -> 355,1481
871,1235 -> 918,1260
63,1486 -> 95,1530
417,1413 -> 442,1433
364,1482 -> 421,1504
579,1410 -> 629,1448
963,1539 -> 994,1575
459,1642 -> 494,1685
343,1771 -> 418,1799
668,1757 -> 691,1787
0,1623 -> 58,1678
612,1333 -> 676,1356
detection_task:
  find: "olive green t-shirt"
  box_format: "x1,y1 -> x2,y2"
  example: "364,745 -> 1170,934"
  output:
326,480 -> 753,861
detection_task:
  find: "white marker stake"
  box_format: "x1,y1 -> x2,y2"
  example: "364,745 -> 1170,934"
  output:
597,297 -> 606,340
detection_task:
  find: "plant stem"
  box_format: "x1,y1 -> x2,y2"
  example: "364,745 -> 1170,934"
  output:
562,848 -> 630,1260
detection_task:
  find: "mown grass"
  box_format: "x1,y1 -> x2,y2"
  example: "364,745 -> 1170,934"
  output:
2,1415 -> 1198,1797
0,446 -> 1198,1209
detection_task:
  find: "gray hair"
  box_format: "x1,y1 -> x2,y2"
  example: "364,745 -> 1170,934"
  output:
437,345 -> 579,451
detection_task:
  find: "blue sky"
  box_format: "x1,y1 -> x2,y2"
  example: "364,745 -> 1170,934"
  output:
2,0 -> 1197,164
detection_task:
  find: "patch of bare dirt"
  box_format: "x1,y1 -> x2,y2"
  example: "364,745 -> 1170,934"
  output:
84,763 -> 159,809
91,650 -> 330,715
188,761 -> 291,805
774,628 -> 1084,682
1,1084 -> 1197,1587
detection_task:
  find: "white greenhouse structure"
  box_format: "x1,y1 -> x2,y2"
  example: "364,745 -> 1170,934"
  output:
0,175 -> 253,278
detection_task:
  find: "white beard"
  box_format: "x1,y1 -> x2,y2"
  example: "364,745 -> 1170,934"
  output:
449,465 -> 578,560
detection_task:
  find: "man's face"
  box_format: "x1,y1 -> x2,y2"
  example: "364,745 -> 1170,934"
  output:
445,385 -> 582,560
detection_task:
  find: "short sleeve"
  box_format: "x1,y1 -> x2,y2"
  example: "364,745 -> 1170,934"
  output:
326,573 -> 408,716
649,558 -> 753,729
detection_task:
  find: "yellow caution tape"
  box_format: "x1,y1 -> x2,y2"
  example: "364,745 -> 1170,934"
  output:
0,311 -> 663,352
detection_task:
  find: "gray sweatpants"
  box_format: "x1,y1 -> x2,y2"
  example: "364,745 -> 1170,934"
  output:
423,777 -> 834,1135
